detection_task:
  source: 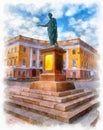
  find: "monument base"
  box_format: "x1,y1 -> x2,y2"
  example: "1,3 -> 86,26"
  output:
40,73 -> 66,81
30,81 -> 75,92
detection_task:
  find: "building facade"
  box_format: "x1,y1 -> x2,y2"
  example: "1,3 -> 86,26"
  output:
5,35 -> 98,80
60,39 -> 99,79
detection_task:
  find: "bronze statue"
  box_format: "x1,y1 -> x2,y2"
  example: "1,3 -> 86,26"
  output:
38,13 -> 58,46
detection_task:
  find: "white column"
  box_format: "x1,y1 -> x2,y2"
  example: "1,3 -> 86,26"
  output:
36,49 -> 40,69
30,47 -> 33,67
66,49 -> 69,69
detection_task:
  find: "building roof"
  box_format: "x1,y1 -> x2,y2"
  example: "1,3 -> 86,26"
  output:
6,35 -> 49,46
58,38 -> 97,53
6,35 -> 97,53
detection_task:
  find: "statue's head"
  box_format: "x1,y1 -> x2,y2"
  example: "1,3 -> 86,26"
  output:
48,13 -> 52,19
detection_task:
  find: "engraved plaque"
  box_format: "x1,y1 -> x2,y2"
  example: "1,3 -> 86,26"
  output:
45,54 -> 53,71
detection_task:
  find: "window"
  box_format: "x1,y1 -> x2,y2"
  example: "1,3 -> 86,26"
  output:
22,58 -> 26,65
63,60 -> 66,68
33,49 -> 36,54
10,71 -> 12,77
18,71 -> 21,76
14,59 -> 16,65
14,71 -> 16,77
11,48 -> 13,53
72,49 -> 76,54
40,61 -> 42,67
32,60 -> 36,66
72,72 -> 76,78
23,47 -> 26,52
7,60 -> 9,65
14,47 -> 17,52
72,59 -> 76,67
10,59 -> 12,66
22,71 -> 25,77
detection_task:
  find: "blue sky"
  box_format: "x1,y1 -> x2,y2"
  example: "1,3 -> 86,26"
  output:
4,1 -> 99,47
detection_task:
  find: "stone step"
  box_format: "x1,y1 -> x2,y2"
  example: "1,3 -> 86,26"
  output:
8,88 -> 84,97
29,88 -> 84,97
4,104 -> 63,125
13,91 -> 92,103
55,93 -> 98,111
5,99 -> 98,123
9,95 -> 57,109
59,91 -> 92,103
8,92 -> 97,110
63,100 -> 99,123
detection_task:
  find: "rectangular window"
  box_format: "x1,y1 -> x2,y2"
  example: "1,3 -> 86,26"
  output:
32,60 -> 36,66
7,60 -> 9,65
14,47 -> 17,52
18,71 -> 21,76
11,48 -> 13,53
23,47 -> 26,52
33,49 -> 36,54
22,58 -> 26,65
72,72 -> 76,78
14,71 -> 16,77
10,59 -> 12,66
23,71 -> 25,77
10,71 -> 12,77
72,59 -> 76,67
14,59 -> 16,65
40,61 -> 42,67
72,49 -> 76,54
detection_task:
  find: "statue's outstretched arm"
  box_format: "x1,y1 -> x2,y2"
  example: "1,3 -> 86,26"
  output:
37,22 -> 48,27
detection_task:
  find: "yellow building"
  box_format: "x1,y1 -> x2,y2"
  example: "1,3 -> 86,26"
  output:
5,35 -> 98,80
59,38 -> 98,79
5,35 -> 49,80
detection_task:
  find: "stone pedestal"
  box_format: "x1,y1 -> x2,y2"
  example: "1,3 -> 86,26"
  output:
30,81 -> 75,92
30,45 -> 75,91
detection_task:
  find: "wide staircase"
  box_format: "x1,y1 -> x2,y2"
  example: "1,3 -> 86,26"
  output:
4,86 -> 99,125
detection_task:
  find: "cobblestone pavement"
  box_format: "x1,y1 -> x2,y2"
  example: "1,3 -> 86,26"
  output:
4,79 -> 100,89
4,112 -> 28,125
74,80 -> 100,92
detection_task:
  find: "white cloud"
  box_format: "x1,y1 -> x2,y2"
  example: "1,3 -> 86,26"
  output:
3,5 -> 48,40
58,27 -> 77,40
3,2 -> 99,46
68,15 -> 99,46
65,5 -> 79,16
63,32 -> 77,40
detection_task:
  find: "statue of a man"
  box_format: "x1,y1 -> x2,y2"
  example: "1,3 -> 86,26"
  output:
39,13 -> 58,46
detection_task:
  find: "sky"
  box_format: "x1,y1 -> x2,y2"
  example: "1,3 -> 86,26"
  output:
3,0 -> 99,47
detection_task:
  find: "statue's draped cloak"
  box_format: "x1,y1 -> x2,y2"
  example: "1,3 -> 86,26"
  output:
46,18 -> 57,45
